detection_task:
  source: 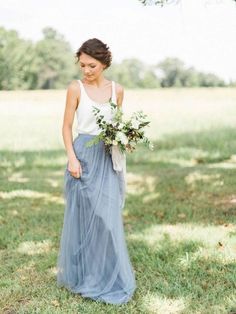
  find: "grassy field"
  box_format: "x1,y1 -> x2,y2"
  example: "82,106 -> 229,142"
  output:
0,88 -> 236,313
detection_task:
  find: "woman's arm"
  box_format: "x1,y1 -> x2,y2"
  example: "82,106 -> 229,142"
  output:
62,80 -> 79,160
116,83 -> 124,108
62,80 -> 82,178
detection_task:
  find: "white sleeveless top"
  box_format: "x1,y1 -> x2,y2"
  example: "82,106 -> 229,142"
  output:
76,79 -> 117,135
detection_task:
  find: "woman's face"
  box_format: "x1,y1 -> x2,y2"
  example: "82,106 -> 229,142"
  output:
79,52 -> 105,80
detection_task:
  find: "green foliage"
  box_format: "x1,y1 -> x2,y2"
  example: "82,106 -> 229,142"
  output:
106,58 -> 161,89
0,26 -> 234,90
85,100 -> 153,154
157,57 -> 226,87
0,26 -> 77,90
34,27 -> 77,89
0,27 -> 38,90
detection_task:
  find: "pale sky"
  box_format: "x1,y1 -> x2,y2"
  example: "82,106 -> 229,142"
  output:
1,0 -> 236,82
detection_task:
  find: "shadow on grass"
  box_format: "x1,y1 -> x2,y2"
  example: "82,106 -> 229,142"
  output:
0,126 -> 236,312
0,126 -> 236,230
128,237 -> 236,313
2,235 -> 235,313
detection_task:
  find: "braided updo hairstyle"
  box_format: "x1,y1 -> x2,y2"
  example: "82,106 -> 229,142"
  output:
75,38 -> 112,70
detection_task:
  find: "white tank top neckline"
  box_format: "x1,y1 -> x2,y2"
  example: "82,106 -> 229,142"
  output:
78,79 -> 115,105
75,79 -> 117,135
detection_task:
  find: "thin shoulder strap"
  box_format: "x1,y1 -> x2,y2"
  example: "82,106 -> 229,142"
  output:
111,81 -> 117,104
77,79 -> 87,102
77,79 -> 83,92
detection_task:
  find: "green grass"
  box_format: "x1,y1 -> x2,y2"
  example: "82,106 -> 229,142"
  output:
0,89 -> 236,313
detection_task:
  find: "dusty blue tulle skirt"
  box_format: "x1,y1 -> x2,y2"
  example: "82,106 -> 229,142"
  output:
56,133 -> 136,305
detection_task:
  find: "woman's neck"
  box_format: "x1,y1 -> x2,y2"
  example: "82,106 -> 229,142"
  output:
82,76 -> 110,88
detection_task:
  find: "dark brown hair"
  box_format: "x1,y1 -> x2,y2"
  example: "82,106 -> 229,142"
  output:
75,38 -> 112,69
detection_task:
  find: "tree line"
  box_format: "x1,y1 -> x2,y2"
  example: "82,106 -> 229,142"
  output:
0,26 -> 235,90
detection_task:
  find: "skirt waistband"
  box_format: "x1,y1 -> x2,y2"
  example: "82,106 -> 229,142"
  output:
77,133 -> 98,137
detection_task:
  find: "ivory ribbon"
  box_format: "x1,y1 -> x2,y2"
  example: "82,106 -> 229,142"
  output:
111,145 -> 125,172
111,145 -> 127,198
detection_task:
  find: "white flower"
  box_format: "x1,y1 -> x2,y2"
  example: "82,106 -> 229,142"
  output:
131,119 -> 140,129
116,131 -> 128,145
112,140 -> 118,145
118,122 -> 124,130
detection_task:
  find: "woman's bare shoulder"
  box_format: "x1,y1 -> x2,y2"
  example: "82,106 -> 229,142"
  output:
67,80 -> 80,94
113,81 -> 124,97
65,80 -> 81,110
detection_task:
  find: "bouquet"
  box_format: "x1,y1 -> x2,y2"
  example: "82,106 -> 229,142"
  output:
85,99 -> 154,171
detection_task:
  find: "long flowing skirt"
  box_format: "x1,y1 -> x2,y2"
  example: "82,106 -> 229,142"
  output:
56,133 -> 136,305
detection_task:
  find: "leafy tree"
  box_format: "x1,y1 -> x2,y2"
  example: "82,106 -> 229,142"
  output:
139,69 -> 161,88
157,57 -> 185,87
0,26 -> 232,90
198,72 -> 225,87
0,26 -> 76,90
34,27 -> 76,89
0,27 -> 36,90
106,58 -> 160,88
156,57 -> 227,87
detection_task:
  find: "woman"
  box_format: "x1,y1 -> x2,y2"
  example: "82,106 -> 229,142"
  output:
56,38 -> 136,305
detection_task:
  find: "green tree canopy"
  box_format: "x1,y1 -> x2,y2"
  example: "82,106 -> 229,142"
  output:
35,27 -> 76,89
0,27 -> 37,89
0,26 -> 233,90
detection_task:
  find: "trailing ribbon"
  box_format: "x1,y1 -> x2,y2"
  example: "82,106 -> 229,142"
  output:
111,145 -> 126,172
111,145 -> 127,209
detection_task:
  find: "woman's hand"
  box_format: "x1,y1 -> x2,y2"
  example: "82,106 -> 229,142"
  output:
67,158 -> 82,179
